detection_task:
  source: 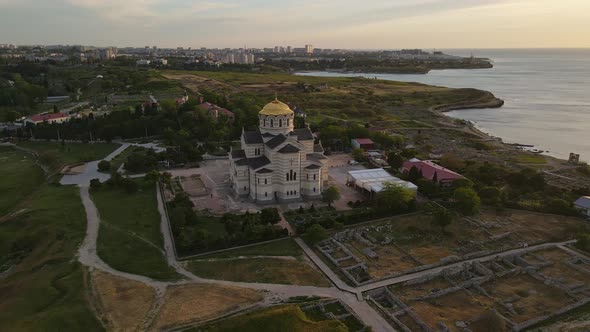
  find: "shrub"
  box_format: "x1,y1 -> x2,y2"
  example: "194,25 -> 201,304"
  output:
97,160 -> 111,172
90,178 -> 102,190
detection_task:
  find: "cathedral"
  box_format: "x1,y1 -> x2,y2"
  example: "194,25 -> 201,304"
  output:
229,98 -> 329,203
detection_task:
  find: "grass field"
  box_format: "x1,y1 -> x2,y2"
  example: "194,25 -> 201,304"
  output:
107,145 -> 140,171
194,305 -> 348,332
0,184 -> 103,331
162,70 -> 498,124
513,153 -> 547,165
0,147 -> 45,216
92,179 -> 181,281
17,141 -> 121,167
195,238 -> 302,259
186,257 -> 330,286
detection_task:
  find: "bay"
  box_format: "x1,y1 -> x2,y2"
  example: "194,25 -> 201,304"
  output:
296,49 -> 590,161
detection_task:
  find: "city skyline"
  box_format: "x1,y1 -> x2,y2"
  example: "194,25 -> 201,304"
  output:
0,0 -> 589,49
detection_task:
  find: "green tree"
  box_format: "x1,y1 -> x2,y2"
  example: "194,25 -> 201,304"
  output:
97,160 -> 111,172
440,153 -> 465,171
306,224 -> 328,244
453,187 -> 481,215
145,170 -> 161,183
432,206 -> 454,232
260,208 -> 281,225
375,183 -> 415,212
387,152 -> 404,169
322,186 -> 341,208
90,178 -> 102,190
575,233 -> 590,253
352,148 -> 366,162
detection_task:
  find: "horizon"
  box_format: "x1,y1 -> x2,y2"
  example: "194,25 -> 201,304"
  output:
1,0 -> 589,49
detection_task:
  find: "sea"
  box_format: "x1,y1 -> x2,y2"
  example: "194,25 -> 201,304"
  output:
296,49 -> 590,161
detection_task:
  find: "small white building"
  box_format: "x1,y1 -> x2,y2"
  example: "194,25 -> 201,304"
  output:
347,168 -> 418,197
136,59 -> 151,66
574,196 -> 590,217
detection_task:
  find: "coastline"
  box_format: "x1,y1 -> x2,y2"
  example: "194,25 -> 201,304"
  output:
430,91 -> 504,113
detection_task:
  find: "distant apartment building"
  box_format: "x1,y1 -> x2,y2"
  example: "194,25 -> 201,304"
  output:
305,44 -> 314,54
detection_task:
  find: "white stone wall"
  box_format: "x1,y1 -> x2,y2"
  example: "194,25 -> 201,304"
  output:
259,114 -> 294,136
243,143 -> 264,158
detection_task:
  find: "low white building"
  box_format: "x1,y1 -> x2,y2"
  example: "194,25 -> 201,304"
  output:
347,168 -> 417,197
574,196 -> 590,217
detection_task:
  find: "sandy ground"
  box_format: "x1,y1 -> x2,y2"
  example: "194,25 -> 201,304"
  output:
152,283 -> 263,330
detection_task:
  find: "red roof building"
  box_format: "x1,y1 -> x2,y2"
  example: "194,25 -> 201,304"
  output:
351,138 -> 375,150
402,159 -> 464,185
198,102 -> 235,123
26,112 -> 70,125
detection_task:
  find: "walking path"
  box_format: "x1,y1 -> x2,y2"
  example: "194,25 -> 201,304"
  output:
356,240 -> 576,293
69,142 -> 584,332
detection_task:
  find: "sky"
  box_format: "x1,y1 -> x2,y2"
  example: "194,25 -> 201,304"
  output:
1,0 -> 589,49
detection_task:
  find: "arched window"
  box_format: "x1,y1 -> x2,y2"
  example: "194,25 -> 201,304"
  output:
270,118 -> 274,127
279,119 -> 283,127
286,173 -> 289,181
265,192 -> 268,197
307,174 -> 309,180
313,187 -> 316,192
293,172 -> 297,181
289,170 -> 293,181
243,186 -> 247,191
313,174 -> 316,180
264,179 -> 267,185
287,118 -> 290,126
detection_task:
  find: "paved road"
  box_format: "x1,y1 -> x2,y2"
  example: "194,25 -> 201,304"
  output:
294,238 -> 361,297
60,142 -> 165,186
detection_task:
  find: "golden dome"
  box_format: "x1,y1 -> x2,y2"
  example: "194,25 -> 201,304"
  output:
259,98 -> 293,116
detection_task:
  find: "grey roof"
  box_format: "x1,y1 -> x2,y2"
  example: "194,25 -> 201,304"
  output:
574,196 -> 590,209
262,132 -> 275,137
313,143 -> 324,153
305,164 -> 322,170
256,168 -> 274,174
231,149 -> 246,159
292,127 -> 314,141
266,134 -> 287,149
278,144 -> 300,153
235,158 -> 250,166
307,153 -> 328,161
243,130 -> 263,144
248,156 -> 271,170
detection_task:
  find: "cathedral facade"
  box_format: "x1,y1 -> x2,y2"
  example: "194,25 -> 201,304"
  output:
229,99 -> 329,203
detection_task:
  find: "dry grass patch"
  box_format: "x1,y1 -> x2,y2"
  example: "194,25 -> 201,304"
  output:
368,246 -> 418,278
483,274 -> 573,323
391,277 -> 452,303
410,290 -> 495,331
186,258 -> 330,287
153,283 -> 263,330
536,249 -> 590,286
92,270 -> 155,332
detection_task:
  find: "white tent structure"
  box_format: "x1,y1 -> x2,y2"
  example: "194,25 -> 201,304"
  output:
347,168 -> 417,195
